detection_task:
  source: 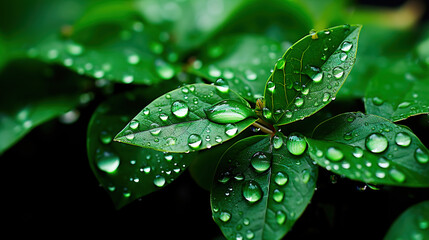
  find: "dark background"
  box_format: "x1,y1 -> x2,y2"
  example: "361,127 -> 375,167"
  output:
2,0 -> 429,239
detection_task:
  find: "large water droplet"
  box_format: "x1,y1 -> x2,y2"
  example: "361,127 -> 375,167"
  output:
153,175 -> 166,187
150,123 -> 161,136
395,132 -> 411,147
273,134 -> 283,149
97,152 -> 120,173
286,133 -> 307,156
273,189 -> 284,202
242,180 -> 263,203
415,148 -> 429,164
188,134 -> 202,150
341,41 -> 353,52
171,100 -> 189,118
332,67 -> 344,79
251,152 -> 272,172
365,133 -> 388,153
276,210 -> 287,225
129,120 -> 139,130
274,171 -> 288,186
219,211 -> 231,222
225,123 -> 238,137
326,147 -> 344,162
352,146 -> 364,158
215,78 -> 229,93
312,72 -> 323,83
205,100 -> 255,124
389,169 -> 406,183
294,97 -> 304,107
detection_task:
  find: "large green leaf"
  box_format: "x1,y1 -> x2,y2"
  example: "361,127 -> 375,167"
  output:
364,59 -> 429,122
307,112 -> 429,187
384,201 -> 429,240
115,83 -> 257,153
189,34 -> 286,102
211,133 -> 318,240
263,24 -> 361,126
87,90 -> 196,209
0,60 -> 86,154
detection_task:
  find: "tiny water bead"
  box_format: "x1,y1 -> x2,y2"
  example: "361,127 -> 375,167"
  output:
274,172 -> 288,186
395,132 -> 411,147
171,100 -> 189,118
276,210 -> 287,225
365,133 -> 389,153
153,175 -> 166,187
225,123 -> 238,137
159,113 -> 169,121
242,180 -> 263,203
286,133 -> 307,156
219,211 -> 231,222
188,134 -> 202,150
332,67 -> 344,79
326,147 -> 344,162
205,100 -> 255,124
294,97 -> 304,107
251,152 -> 272,172
415,148 -> 429,164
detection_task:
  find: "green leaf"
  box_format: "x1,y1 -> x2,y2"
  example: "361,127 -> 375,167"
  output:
263,24 -> 362,126
364,59 -> 429,122
384,201 -> 429,240
0,60 -> 85,154
31,20 -> 178,85
307,112 -> 429,187
211,133 -> 318,240
115,83 -> 257,153
87,90 -> 196,209
189,34 -> 286,102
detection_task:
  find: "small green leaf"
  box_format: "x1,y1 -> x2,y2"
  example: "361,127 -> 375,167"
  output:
384,201 -> 429,240
264,24 -> 362,126
189,34 -> 285,102
307,112 -> 429,187
364,59 -> 429,122
211,133 -> 317,240
115,84 -> 256,153
87,90 -> 196,209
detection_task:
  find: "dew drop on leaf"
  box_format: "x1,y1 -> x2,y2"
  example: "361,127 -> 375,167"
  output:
225,123 -> 238,137
127,53 -> 140,65
188,134 -> 202,150
276,210 -> 287,225
372,97 -> 384,106
389,169 -> 406,183
395,132 -> 411,147
353,147 -> 364,158
339,52 -> 348,61
214,78 -> 229,93
171,100 -> 189,118
332,67 -> 344,79
415,148 -> 429,164
286,133 -> 307,156
322,92 -> 330,102
273,189 -> 284,202
341,41 -> 353,52
159,113 -> 169,122
242,180 -> 263,203
219,211 -> 231,222
205,100 -> 254,124
365,133 -> 388,153
97,152 -> 120,173
99,131 -> 112,144
294,97 -> 304,107
262,107 -> 272,120
150,123 -> 161,136
312,72 -> 323,83
326,147 -> 344,162
129,120 -> 139,130
274,171 -> 288,186
250,151 -> 272,173
273,134 -> 283,149
267,81 -> 276,93
153,175 -> 166,187
276,58 -> 286,69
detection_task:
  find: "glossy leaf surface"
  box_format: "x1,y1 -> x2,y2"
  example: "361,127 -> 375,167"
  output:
263,24 -> 361,126
115,84 -> 256,153
211,133 -> 317,240
189,34 -> 286,102
87,90 -> 196,209
384,201 -> 429,240
308,112 -> 429,187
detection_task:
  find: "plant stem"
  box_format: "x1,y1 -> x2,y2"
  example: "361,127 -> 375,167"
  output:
252,120 -> 274,135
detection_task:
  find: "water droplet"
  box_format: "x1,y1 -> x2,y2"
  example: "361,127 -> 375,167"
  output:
99,131 -> 112,144
215,78 -> 229,93
389,169 -> 406,183
171,100 -> 189,118
97,152 -> 120,173
245,230 -> 254,239
215,136 -> 223,143
332,67 -> 344,79
219,211 -> 231,222
153,175 -> 166,187
415,148 -> 429,164
322,92 -> 330,102
276,210 -> 287,225
209,65 -> 222,78
122,75 -> 134,84
274,172 -> 288,186
312,72 -> 323,83
341,41 -> 353,52
262,107 -> 272,120
378,157 -> 390,168
188,134 -> 202,150
372,97 -> 384,106
143,108 -> 150,115
127,53 -> 140,65
398,102 -> 411,108
242,180 -> 263,203
286,133 -> 307,156
276,58 -> 285,69
272,189 -> 284,202
294,97 -> 304,107
150,123 -> 161,136
273,134 -> 283,149
326,147 -> 344,162
339,52 -> 348,61
365,133 -> 388,153
129,120 -> 139,130
66,43 -> 84,56
251,152 -> 272,172
159,113 -> 169,122
395,132 -> 411,147
225,123 -> 238,137
301,169 -> 311,183
267,81 -> 275,93
353,147 -> 364,158
245,70 -> 257,81
205,100 -> 255,124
